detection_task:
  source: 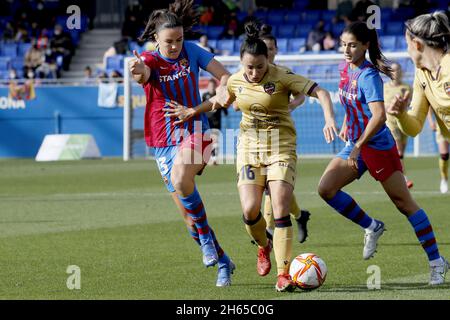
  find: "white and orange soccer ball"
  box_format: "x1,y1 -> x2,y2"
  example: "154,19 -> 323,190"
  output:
289,253 -> 327,290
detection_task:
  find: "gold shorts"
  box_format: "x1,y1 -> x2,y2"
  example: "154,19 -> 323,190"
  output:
236,150 -> 297,188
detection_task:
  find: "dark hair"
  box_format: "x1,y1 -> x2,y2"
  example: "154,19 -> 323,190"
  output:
343,21 -> 394,79
240,21 -> 268,58
259,24 -> 277,48
138,0 -> 199,42
405,11 -> 450,51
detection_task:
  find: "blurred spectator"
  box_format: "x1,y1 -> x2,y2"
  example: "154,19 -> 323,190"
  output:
2,22 -> 16,42
14,25 -> 30,42
110,70 -> 124,83
122,0 -> 145,40
349,0 -> 376,22
334,0 -> 353,24
220,12 -> 239,39
83,66 -> 96,85
9,69 -> 18,80
198,35 -> 215,53
103,38 -> 130,70
24,41 -> 44,72
200,6 -> 214,26
306,20 -> 326,52
323,32 -> 337,51
37,29 -> 50,49
238,0 -> 257,13
50,24 -> 74,71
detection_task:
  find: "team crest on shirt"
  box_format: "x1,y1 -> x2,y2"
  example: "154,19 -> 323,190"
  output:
163,176 -> 169,185
444,82 -> 450,97
179,58 -> 189,69
263,82 -> 276,95
238,86 -> 243,94
351,80 -> 357,88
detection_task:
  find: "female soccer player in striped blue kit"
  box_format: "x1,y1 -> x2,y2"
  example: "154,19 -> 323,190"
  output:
129,0 -> 234,286
318,21 -> 448,285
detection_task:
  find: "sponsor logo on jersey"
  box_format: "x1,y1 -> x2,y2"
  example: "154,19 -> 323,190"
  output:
338,88 -> 357,101
159,67 -> 191,82
263,82 -> 276,95
444,82 -> 450,97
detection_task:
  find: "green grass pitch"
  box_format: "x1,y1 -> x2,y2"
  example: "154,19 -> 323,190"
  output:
0,157 -> 448,299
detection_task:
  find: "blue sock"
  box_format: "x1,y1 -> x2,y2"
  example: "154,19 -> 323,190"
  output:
187,227 -> 201,246
178,187 -> 212,244
408,209 -> 440,262
325,190 -> 373,229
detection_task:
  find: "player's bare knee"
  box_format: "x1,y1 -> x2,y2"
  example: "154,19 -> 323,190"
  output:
318,183 -> 335,200
241,202 -> 261,221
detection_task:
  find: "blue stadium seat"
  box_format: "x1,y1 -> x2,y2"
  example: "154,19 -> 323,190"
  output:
276,38 -> 288,54
11,57 -> 24,71
0,57 -> 11,70
285,12 -> 301,25
206,26 -> 223,39
277,24 -> 296,38
216,39 -> 235,55
295,24 -> 312,38
288,38 -> 306,53
292,65 -> 310,76
391,8 -> 414,21
1,43 -> 17,57
17,42 -> 31,57
332,23 -> 345,37
301,11 -> 322,24
267,11 -> 286,25
207,39 -> 217,50
385,22 -> 404,35
322,10 -> 337,22
253,9 -> 268,22
106,55 -> 124,71
395,35 -> 407,51
380,35 -> 396,52
233,39 -> 241,53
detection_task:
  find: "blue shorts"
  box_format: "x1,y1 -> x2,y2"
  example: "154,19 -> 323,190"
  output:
152,146 -> 178,193
336,141 -> 367,179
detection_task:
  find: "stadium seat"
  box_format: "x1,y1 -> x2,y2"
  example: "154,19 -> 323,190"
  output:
295,24 -> 312,38
395,35 -> 407,51
301,11 -> 321,24
206,26 -> 223,39
1,43 -> 17,57
288,38 -> 306,53
321,10 -> 337,22
380,35 -> 396,52
11,57 -> 24,71
385,22 -> 404,35
332,23 -> 345,37
106,55 -> 124,71
17,42 -> 31,57
276,38 -> 288,54
0,57 -> 11,70
285,12 -> 301,25
216,39 -> 235,55
292,65 -> 310,76
277,25 -> 296,39
267,11 -> 285,25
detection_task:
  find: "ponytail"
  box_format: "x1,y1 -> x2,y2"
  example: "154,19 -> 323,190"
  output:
405,11 -> 450,52
240,21 -> 268,58
343,21 -> 394,79
139,0 -> 199,42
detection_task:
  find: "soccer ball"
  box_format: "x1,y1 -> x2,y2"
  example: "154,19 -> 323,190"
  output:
289,253 -> 327,290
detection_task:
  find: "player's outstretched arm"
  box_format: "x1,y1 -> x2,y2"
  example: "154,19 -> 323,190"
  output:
164,99 -> 214,125
205,59 -> 231,109
310,86 -> 338,143
129,50 -> 151,84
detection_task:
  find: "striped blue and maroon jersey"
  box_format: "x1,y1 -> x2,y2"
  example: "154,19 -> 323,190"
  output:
338,60 -> 394,150
140,42 -> 213,147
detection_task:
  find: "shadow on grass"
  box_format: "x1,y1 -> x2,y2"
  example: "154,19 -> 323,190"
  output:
316,282 -> 450,293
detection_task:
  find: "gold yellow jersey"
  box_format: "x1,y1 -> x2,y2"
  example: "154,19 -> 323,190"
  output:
227,64 -> 317,155
397,53 -> 450,139
384,81 -> 412,125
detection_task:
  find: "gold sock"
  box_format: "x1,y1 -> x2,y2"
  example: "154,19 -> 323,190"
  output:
290,194 -> 301,220
439,158 -> 448,180
244,213 -> 268,248
274,224 -> 293,275
263,194 -> 275,231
